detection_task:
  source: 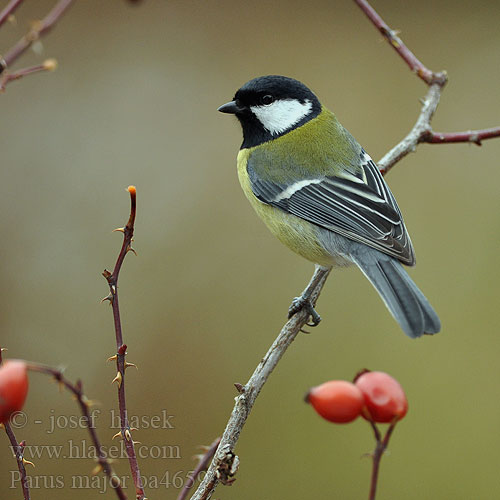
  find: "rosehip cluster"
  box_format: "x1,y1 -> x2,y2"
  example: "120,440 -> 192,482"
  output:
0,360 -> 29,424
305,370 -> 408,424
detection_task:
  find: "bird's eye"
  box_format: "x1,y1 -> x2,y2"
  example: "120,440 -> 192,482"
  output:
261,94 -> 274,106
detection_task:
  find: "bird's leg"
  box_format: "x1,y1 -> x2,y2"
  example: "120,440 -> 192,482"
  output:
288,265 -> 331,327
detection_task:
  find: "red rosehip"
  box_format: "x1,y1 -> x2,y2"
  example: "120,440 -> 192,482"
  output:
0,361 -> 29,424
306,380 -> 364,423
355,371 -> 408,423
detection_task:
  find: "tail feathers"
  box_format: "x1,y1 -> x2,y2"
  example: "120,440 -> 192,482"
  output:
352,254 -> 441,339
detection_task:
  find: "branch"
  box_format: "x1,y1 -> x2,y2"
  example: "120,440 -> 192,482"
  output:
354,0 -> 499,175
353,0 -> 446,85
4,425 -> 31,500
423,126 -> 500,146
25,362 -> 127,500
0,59 -> 57,91
102,186 -> 146,500
1,347 -> 31,500
0,0 -> 24,28
177,437 -> 221,500
190,267 -> 331,500
1,0 -> 74,73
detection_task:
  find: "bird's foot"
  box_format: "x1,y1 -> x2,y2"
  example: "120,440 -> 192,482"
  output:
288,296 -> 322,327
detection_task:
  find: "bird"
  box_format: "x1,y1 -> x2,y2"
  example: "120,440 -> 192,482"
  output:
218,75 -> 440,338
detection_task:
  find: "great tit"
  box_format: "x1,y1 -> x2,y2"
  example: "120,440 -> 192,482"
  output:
218,75 -> 440,338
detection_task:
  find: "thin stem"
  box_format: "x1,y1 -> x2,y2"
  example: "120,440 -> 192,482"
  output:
423,126 -> 500,145
1,0 -> 74,72
177,437 -> 221,500
190,266 -> 331,500
4,425 -> 30,500
25,362 -> 127,500
1,347 -> 31,500
368,421 -> 397,500
0,59 -> 56,91
103,186 -> 145,500
0,0 -> 24,28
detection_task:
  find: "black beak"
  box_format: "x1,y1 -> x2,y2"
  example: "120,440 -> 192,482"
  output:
217,100 -> 241,114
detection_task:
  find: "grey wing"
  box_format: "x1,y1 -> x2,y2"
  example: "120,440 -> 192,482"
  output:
247,150 -> 415,266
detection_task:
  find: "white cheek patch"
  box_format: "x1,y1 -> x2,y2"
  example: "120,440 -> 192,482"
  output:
250,99 -> 313,135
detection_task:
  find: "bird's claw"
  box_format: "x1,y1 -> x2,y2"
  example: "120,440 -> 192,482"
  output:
288,296 -> 322,326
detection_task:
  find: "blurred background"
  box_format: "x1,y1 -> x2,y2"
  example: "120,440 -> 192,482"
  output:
1,0 -> 499,498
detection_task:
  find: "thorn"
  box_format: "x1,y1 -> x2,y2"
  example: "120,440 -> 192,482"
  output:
132,440 -> 141,445
192,453 -> 205,462
101,294 -> 113,304
107,354 -> 117,362
234,383 -> 245,393
22,458 -> 35,468
113,227 -> 125,233
126,245 -> 137,256
125,362 -> 138,370
1,347 -> 7,352
125,429 -> 132,441
112,431 -> 122,441
111,372 -> 122,388
130,427 -> 138,432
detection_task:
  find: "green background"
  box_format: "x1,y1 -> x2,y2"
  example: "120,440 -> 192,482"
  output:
1,0 -> 499,498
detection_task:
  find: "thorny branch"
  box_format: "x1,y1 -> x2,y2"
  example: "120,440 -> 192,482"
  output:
1,347 -> 31,500
102,186 -> 146,500
190,1 -> 500,499
25,362 -> 127,500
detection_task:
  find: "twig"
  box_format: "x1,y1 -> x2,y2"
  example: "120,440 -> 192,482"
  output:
1,0 -> 74,73
102,186 -> 146,500
177,437 -> 221,500
354,0 -> 500,175
0,0 -> 24,28
0,59 -> 57,91
4,426 -> 31,500
368,421 -> 397,500
423,127 -> 500,146
190,267 -> 331,500
25,362 -> 127,500
1,347 -> 31,500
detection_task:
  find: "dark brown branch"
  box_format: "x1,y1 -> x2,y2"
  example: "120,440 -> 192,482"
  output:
25,362 -> 127,500
177,437 -> 221,500
353,0 -> 446,85
0,0 -> 24,28
1,347 -> 31,500
423,126 -> 500,146
368,421 -> 397,500
4,425 -> 31,500
1,0 -> 74,73
102,186 -> 145,500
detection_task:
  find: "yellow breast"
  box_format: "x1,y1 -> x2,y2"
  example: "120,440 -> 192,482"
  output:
237,148 -> 335,267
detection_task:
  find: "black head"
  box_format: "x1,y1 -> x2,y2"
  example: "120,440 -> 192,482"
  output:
218,75 -> 321,149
